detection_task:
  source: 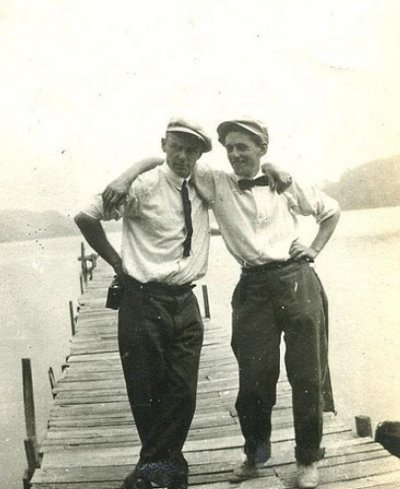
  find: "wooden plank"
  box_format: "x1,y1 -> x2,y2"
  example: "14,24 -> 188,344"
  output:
276,456 -> 400,488
32,452 -> 400,487
40,435 -> 383,469
32,477 -> 285,489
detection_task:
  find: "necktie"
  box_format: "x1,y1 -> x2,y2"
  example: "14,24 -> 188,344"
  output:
181,180 -> 193,257
238,175 -> 270,191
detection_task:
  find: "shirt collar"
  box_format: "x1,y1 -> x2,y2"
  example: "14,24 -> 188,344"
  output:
161,162 -> 194,189
230,172 -> 242,185
231,170 -> 263,181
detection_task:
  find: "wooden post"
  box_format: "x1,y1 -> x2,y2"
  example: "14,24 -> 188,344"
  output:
79,273 -> 84,295
202,285 -> 210,319
23,469 -> 31,489
24,438 -> 40,476
48,367 -> 56,399
21,358 -> 41,480
355,415 -> 373,437
80,242 -> 88,284
88,253 -> 97,280
69,300 -> 76,336
22,358 -> 36,441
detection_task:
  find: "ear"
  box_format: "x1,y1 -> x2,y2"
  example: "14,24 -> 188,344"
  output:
259,143 -> 268,157
161,137 -> 167,153
196,145 -> 204,160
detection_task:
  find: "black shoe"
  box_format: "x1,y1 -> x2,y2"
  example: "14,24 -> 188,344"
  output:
169,483 -> 188,489
169,476 -> 188,489
120,472 -> 151,489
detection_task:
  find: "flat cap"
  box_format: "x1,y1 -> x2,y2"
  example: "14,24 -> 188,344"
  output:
217,119 -> 269,146
166,117 -> 212,152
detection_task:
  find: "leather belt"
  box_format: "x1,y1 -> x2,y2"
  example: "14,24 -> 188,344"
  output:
123,274 -> 194,296
242,258 -> 313,275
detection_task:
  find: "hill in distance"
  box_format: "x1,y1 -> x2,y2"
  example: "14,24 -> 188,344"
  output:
0,209 -> 121,243
323,155 -> 400,210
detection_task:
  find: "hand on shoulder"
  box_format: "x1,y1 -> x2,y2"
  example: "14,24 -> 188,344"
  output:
261,162 -> 292,194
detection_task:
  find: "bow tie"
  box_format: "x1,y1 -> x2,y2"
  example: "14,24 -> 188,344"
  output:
238,175 -> 270,191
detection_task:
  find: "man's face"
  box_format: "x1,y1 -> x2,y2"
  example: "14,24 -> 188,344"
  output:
224,131 -> 267,178
162,132 -> 203,179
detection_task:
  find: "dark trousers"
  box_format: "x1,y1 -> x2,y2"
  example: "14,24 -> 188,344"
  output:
118,279 -> 203,485
231,261 -> 327,465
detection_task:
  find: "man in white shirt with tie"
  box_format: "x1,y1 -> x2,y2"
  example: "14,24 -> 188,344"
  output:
102,118 -> 340,489
74,118 -> 212,489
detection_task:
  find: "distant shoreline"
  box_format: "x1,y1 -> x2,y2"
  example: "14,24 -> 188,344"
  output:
2,204 -> 399,244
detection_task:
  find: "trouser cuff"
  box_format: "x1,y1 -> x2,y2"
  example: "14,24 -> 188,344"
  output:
295,446 -> 325,465
245,440 -> 271,464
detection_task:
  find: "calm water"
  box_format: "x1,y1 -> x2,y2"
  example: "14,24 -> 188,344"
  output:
0,235 -> 87,488
1,207 -> 399,488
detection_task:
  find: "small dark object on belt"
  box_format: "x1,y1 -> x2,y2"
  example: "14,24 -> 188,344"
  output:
106,275 -> 125,310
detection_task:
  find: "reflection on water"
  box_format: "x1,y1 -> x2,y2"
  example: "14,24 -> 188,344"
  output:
1,208 -> 399,487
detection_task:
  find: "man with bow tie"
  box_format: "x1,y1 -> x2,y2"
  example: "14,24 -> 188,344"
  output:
209,120 -> 340,489
102,118 -> 340,489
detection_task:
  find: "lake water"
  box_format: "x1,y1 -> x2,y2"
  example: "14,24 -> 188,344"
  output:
1,207 -> 399,488
0,235 -> 83,488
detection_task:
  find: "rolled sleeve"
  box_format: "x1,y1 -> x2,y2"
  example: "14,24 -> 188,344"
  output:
285,179 -> 339,223
80,194 -> 123,221
193,163 -> 218,205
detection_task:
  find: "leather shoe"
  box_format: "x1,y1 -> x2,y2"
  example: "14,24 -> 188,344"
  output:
168,473 -> 188,489
169,482 -> 188,489
120,472 -> 151,489
296,462 -> 319,488
229,459 -> 264,482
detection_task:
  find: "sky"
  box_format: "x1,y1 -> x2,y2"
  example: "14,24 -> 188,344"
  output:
1,0 -> 399,215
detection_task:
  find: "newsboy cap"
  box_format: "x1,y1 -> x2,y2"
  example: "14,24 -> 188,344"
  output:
166,117 -> 212,152
217,119 -> 269,146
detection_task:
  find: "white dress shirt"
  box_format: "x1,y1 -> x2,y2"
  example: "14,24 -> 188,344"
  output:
194,163 -> 339,267
82,163 -> 210,285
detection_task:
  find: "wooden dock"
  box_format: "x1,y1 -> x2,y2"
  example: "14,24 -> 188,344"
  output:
30,259 -> 400,489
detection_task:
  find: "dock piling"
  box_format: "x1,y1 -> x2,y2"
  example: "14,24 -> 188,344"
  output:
69,300 -> 76,336
79,242 -> 88,284
355,415 -> 373,437
24,438 -> 40,474
22,358 -> 37,441
48,367 -> 56,399
79,273 -> 84,295
202,284 -> 210,319
78,242 -> 98,284
21,358 -> 41,485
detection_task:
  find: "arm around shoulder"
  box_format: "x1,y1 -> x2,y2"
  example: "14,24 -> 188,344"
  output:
261,162 -> 293,193
102,157 -> 163,213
